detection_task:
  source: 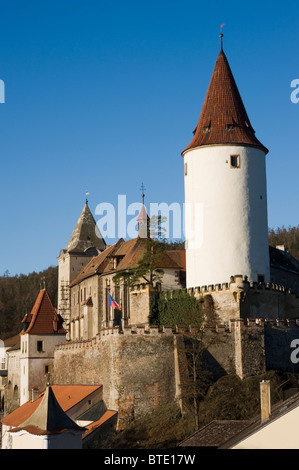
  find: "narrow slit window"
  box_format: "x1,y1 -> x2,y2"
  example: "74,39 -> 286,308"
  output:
230,155 -> 240,168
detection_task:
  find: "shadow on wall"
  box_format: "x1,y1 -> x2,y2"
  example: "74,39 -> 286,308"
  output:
265,326 -> 299,374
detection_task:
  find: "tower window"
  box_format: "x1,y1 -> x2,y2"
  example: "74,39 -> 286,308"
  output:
226,123 -> 234,131
184,163 -> 188,176
230,155 -> 240,168
203,126 -> 210,133
37,341 -> 44,352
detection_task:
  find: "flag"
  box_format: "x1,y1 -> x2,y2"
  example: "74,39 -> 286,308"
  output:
109,293 -> 121,310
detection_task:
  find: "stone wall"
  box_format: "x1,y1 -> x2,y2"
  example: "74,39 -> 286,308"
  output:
54,326 -> 177,429
53,317 -> 299,429
191,275 -> 299,323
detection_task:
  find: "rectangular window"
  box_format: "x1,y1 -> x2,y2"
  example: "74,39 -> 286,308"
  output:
184,163 -> 188,176
230,155 -> 240,168
37,341 -> 43,352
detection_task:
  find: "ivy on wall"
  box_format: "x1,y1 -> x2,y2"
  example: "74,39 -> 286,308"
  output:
149,289 -> 204,329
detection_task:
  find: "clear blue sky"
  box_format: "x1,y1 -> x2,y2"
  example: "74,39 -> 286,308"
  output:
0,0 -> 298,276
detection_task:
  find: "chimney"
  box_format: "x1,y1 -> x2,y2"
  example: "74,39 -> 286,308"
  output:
32,386 -> 40,402
260,380 -> 271,422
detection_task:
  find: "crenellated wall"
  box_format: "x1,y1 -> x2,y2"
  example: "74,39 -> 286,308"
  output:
53,275 -> 299,428
187,274 -> 299,322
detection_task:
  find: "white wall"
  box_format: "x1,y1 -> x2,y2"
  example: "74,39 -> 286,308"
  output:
20,333 -> 66,405
184,145 -> 270,288
232,406 -> 299,449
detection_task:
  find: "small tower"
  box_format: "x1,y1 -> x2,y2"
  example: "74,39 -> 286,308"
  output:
20,289 -> 66,406
182,33 -> 270,288
57,199 -> 106,332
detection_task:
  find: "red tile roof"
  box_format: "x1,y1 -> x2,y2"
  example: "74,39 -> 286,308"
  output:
82,410 -> 117,439
70,238 -> 183,286
182,50 -> 268,155
20,289 -> 66,336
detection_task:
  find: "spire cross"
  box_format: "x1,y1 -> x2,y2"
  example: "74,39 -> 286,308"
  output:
140,183 -> 146,205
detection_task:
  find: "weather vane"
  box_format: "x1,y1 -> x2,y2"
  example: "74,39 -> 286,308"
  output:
220,23 -> 225,51
86,190 -> 90,204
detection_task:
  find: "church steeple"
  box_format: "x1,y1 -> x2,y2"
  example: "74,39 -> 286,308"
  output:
182,35 -> 268,156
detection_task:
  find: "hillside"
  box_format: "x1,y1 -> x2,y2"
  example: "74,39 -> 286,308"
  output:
102,370 -> 299,449
269,225 -> 299,261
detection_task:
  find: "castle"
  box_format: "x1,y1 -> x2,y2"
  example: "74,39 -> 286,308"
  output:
1,34 -> 299,447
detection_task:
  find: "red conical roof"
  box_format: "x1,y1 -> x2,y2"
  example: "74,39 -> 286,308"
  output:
182,49 -> 268,155
21,290 -> 66,335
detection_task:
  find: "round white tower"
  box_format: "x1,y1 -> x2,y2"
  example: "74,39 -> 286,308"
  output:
182,36 -> 270,288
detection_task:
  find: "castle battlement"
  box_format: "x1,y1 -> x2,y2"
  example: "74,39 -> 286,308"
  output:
55,315 -> 299,353
186,275 -> 296,296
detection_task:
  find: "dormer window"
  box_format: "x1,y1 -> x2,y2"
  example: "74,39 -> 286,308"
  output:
226,123 -> 234,131
203,125 -> 211,133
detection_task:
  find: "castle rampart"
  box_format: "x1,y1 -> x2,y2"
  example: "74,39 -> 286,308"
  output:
54,314 -> 299,428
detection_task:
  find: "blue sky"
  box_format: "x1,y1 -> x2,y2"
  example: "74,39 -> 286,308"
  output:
0,0 -> 298,275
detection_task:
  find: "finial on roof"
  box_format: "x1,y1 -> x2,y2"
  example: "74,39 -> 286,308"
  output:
46,373 -> 51,386
85,191 -> 90,205
40,276 -> 46,290
220,24 -> 225,52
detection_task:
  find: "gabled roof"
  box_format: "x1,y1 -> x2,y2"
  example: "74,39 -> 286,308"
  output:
69,238 -> 183,287
4,334 -> 20,350
182,47 -> 268,156
10,385 -> 85,436
1,385 -> 102,428
69,239 -> 124,287
220,391 -> 299,448
179,390 -> 299,449
20,289 -> 66,335
82,410 -> 117,439
179,420 -> 252,448
65,202 -> 106,254
114,238 -> 183,272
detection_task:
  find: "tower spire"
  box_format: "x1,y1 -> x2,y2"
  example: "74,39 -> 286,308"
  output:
182,33 -> 268,156
137,184 -> 149,239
